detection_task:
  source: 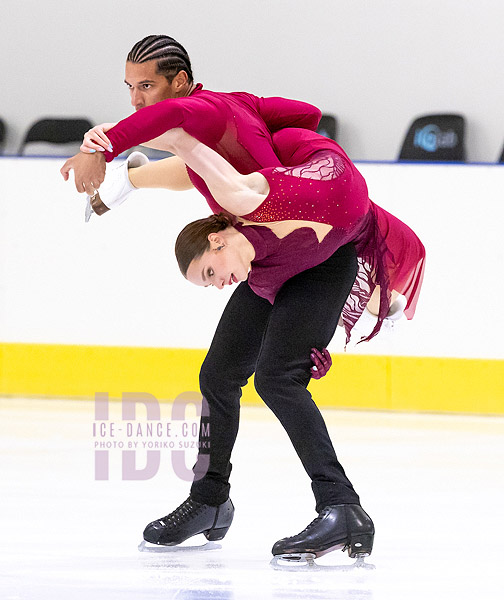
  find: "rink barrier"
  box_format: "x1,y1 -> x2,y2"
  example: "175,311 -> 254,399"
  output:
1,343 -> 503,415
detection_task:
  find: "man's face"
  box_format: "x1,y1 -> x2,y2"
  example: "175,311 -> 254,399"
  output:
125,60 -> 178,110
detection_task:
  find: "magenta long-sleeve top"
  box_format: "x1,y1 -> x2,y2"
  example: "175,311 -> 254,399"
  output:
103,84 -> 321,213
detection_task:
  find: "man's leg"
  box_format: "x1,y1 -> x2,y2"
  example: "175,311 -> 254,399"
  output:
143,281 -> 272,546
189,281 -> 272,505
254,243 -> 360,510
252,243 -> 375,559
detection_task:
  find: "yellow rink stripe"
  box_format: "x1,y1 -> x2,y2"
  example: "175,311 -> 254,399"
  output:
0,343 -> 503,415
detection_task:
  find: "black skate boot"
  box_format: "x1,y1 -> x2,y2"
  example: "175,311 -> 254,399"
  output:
143,497 -> 234,546
272,504 -> 374,561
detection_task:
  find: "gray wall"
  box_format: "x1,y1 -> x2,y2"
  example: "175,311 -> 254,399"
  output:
1,0 -> 503,161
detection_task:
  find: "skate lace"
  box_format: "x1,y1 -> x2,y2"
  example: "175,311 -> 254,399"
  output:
292,507 -> 332,538
158,498 -> 205,529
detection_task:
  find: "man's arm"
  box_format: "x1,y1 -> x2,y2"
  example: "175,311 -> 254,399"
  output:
104,96 -> 223,162
60,151 -> 106,194
61,96 -> 223,192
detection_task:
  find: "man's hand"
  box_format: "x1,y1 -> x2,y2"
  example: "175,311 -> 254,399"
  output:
60,152 -> 106,194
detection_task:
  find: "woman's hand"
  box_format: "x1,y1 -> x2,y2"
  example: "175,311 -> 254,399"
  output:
310,348 -> 332,379
80,123 -> 117,153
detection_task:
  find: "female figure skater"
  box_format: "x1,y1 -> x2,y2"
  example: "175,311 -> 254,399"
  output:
130,126 -> 424,561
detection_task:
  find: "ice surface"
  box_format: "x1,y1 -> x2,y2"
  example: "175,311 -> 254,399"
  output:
1,398 -> 503,600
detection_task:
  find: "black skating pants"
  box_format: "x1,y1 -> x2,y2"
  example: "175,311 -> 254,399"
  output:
190,242 -> 360,512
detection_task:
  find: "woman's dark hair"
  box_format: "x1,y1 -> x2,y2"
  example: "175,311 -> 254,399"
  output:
175,213 -> 233,277
127,35 -> 194,84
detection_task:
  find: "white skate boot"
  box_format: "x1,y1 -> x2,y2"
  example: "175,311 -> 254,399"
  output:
85,151 -> 149,221
351,294 -> 407,344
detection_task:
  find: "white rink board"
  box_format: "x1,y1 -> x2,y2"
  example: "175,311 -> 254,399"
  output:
0,157 -> 503,359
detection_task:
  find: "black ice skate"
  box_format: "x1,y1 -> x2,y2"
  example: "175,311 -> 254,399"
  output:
141,497 -> 234,548
272,504 -> 374,567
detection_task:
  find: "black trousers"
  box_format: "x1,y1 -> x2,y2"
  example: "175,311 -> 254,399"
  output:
190,242 -> 360,512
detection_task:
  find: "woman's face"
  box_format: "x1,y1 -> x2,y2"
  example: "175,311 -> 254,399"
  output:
186,238 -> 250,289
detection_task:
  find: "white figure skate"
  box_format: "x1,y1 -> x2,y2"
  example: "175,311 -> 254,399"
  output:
351,294 -> 407,344
85,151 -> 149,221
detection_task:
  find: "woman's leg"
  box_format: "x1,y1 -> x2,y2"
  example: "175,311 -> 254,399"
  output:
88,154 -> 193,218
128,155 -> 194,191
366,285 -> 399,315
253,242 -> 360,512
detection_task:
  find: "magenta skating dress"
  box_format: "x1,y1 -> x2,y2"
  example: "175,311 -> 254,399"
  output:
238,128 -> 425,342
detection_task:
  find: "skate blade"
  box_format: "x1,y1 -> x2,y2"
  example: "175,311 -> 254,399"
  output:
352,555 -> 376,570
273,542 -> 345,563
84,197 -> 93,222
275,552 -> 317,563
138,539 -> 222,553
270,553 -> 375,572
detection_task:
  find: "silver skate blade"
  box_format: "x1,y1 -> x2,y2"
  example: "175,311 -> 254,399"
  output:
272,542 -> 345,563
270,555 -> 321,571
138,539 -> 221,553
84,197 -> 93,222
275,552 -> 317,563
270,553 -> 376,572
353,555 -> 376,570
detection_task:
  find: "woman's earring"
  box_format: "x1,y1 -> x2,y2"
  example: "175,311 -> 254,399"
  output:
217,245 -> 224,251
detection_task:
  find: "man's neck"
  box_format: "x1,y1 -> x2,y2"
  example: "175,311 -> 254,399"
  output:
178,82 -> 197,98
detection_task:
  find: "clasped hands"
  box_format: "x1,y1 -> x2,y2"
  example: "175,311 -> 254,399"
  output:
60,123 -> 114,193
